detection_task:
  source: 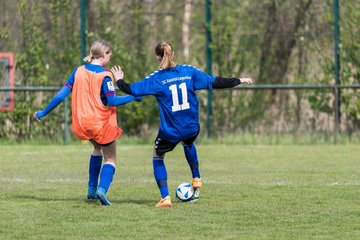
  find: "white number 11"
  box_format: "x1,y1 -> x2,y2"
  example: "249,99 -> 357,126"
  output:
169,83 -> 190,112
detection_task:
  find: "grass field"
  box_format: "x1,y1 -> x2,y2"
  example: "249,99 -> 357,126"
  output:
1,144 -> 360,239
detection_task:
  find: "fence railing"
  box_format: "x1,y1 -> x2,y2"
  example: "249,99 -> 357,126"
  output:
2,84 -> 360,144
233,83 -> 360,90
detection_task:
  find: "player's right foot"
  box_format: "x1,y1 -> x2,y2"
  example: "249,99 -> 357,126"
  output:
155,196 -> 172,208
87,187 -> 97,200
192,178 -> 202,189
95,187 -> 111,206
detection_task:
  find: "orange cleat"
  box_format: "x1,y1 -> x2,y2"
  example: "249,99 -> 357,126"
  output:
192,178 -> 202,189
155,196 -> 172,208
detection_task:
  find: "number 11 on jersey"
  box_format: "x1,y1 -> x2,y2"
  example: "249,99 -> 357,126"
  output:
169,83 -> 190,112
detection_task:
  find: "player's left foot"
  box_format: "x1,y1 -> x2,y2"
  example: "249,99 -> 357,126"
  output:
95,187 -> 111,206
192,178 -> 202,189
87,187 -> 97,200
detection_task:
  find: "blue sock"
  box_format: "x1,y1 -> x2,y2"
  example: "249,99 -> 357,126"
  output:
184,144 -> 200,178
98,164 -> 116,193
88,155 -> 103,188
153,157 -> 168,198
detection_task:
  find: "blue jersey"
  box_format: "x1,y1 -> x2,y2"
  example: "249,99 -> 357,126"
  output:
65,64 -> 116,106
130,65 -> 216,142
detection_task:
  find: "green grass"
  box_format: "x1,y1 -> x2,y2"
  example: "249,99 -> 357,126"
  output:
1,144 -> 360,239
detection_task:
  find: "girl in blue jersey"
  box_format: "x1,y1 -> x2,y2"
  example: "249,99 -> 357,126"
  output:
34,39 -> 141,206
111,41 -> 252,207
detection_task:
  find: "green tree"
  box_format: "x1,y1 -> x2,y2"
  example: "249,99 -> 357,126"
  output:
9,0 -> 50,141
309,1 -> 360,136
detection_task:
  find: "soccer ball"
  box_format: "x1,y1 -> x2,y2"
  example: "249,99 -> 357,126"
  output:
176,182 -> 193,202
175,182 -> 200,202
189,188 -> 200,203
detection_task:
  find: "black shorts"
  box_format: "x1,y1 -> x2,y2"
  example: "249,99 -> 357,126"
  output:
154,133 -> 199,156
98,141 -> 114,147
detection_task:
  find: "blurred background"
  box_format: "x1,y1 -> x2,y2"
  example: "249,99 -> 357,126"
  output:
0,0 -> 359,144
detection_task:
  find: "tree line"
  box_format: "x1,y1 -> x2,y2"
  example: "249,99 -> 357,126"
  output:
0,0 -> 359,142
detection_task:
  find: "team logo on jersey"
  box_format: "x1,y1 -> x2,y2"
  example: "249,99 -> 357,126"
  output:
162,76 -> 191,85
107,81 -> 116,91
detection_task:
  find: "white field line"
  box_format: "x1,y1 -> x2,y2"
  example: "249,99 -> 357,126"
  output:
0,177 -> 83,184
1,177 -> 360,186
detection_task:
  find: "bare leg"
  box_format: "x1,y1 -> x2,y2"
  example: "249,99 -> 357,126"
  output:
100,141 -> 116,166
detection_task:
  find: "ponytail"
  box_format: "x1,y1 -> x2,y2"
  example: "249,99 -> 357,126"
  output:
83,54 -> 93,63
155,41 -> 176,69
83,39 -> 112,63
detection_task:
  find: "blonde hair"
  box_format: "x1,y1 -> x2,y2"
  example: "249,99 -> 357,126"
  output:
155,41 -> 176,69
83,39 -> 112,63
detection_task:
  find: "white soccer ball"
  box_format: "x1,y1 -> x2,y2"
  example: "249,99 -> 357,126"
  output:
175,182 -> 199,202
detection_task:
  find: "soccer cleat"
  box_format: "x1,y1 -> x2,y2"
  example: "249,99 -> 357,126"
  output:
87,187 -> 97,200
155,196 -> 172,208
95,187 -> 112,206
192,178 -> 202,189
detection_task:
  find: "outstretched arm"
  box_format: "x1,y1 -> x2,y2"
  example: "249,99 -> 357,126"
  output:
103,72 -> 141,106
212,77 -> 252,89
192,66 -> 252,90
33,85 -> 72,122
112,65 -> 162,96
111,66 -> 133,95
106,94 -> 141,106
116,79 -> 132,95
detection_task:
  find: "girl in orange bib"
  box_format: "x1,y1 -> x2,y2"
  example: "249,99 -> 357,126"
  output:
34,39 -> 141,206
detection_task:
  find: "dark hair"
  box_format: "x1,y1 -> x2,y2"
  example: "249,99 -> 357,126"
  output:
155,41 -> 176,69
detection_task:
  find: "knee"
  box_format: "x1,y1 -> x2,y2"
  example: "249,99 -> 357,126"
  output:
153,150 -> 165,158
93,146 -> 102,155
183,143 -> 195,151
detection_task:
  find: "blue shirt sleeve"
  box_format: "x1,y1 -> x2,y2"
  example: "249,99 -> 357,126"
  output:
35,85 -> 71,119
106,94 -> 141,106
130,74 -> 159,96
103,77 -> 142,106
192,67 -> 216,90
100,76 -> 116,106
102,76 -> 116,95
35,68 -> 76,119
64,67 -> 78,88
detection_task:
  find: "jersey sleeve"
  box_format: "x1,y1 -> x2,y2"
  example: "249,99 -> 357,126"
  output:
212,77 -> 241,89
130,75 -> 159,96
102,76 -> 116,97
103,76 -> 142,106
64,67 -> 78,89
35,85 -> 71,119
192,67 -> 216,90
106,94 -> 140,106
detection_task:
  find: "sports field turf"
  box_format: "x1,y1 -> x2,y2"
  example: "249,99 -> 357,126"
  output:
1,144 -> 360,239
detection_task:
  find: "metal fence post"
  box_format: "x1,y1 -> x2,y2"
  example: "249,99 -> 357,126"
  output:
333,0 -> 341,144
205,0 -> 213,138
80,0 -> 86,63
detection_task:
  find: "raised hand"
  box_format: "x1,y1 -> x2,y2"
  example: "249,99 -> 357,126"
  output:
111,66 -> 124,80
